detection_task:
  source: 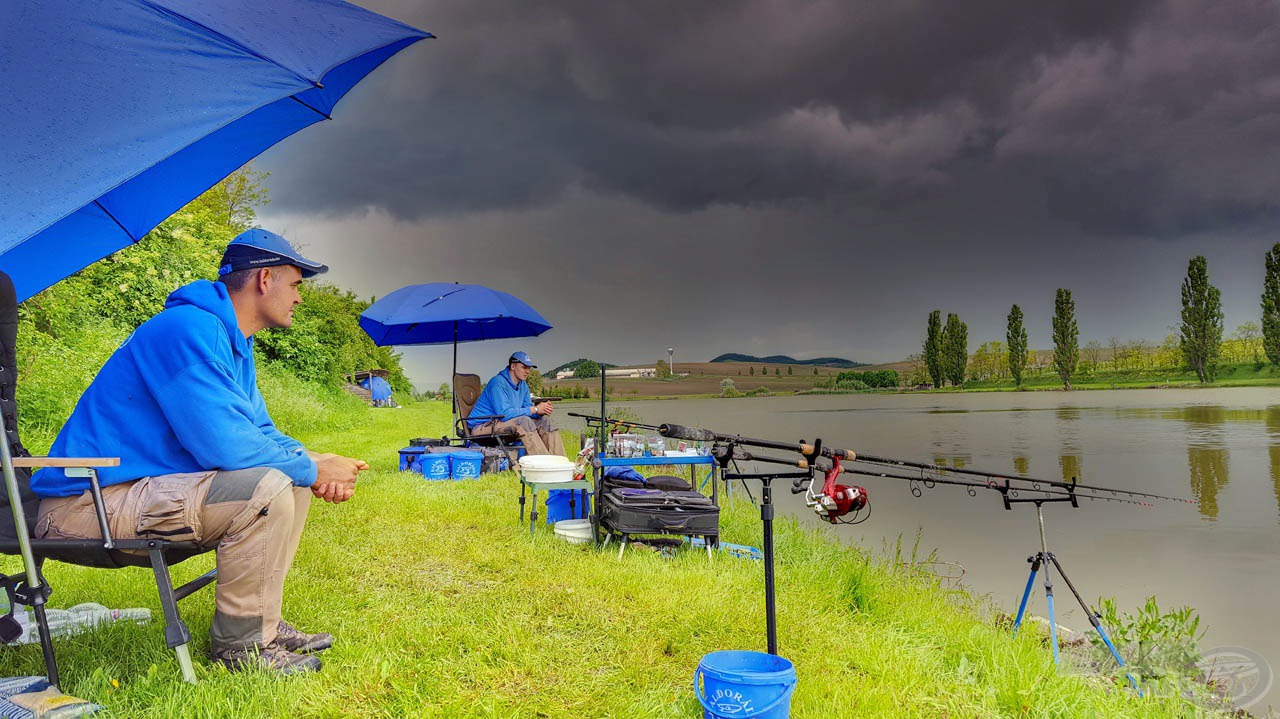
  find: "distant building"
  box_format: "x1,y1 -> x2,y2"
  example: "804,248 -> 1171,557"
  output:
605,367 -> 656,378
555,369 -> 576,379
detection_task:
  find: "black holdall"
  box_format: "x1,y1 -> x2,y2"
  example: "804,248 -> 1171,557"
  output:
599,486 -> 719,537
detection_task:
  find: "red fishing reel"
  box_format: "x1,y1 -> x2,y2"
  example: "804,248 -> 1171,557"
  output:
805,461 -> 868,524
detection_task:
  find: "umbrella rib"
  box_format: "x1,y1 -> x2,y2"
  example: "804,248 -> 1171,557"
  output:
289,95 -> 332,121
137,0 -> 323,89
94,201 -> 136,242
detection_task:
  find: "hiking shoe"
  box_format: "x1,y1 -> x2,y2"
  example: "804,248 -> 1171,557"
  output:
274,620 -> 334,654
212,643 -> 321,675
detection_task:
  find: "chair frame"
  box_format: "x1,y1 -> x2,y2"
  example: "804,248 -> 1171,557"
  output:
452,373 -> 527,515
1,443 -> 215,686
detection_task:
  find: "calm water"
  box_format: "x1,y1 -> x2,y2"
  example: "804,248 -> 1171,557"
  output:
566,388 -> 1280,710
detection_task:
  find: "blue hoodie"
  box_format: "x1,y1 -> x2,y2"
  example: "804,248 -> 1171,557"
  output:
32,280 -> 317,498
467,367 -> 535,428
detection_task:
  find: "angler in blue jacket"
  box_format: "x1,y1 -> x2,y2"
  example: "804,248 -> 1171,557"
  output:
32,229 -> 367,676
468,351 -> 565,456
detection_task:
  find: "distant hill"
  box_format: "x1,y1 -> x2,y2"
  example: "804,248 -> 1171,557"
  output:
547,358 -> 617,376
710,353 -> 866,368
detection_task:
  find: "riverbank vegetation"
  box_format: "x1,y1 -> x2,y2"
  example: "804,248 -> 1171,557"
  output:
2,402 -> 1234,717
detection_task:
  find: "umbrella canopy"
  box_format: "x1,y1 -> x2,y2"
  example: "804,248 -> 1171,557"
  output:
360,283 -> 553,347
360,375 -> 393,402
360,283 -> 553,430
0,0 -> 430,302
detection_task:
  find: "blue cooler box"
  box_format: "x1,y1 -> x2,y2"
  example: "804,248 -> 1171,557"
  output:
398,447 -> 425,473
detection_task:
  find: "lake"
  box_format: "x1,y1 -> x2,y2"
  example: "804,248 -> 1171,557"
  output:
564,387 -> 1280,710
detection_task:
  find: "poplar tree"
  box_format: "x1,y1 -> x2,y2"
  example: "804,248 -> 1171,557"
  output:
924,310 -> 944,388
941,313 -> 968,386
1006,304 -> 1028,387
1180,255 -> 1223,382
1263,244 -> 1280,365
1052,289 -> 1078,390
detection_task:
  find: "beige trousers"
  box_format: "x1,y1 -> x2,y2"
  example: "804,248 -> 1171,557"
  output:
36,467 -> 310,651
476,415 -> 565,456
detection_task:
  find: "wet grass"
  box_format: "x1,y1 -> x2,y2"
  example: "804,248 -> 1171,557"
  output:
0,402 -> 1225,717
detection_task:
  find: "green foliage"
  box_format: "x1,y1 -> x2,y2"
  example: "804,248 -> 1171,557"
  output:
436,383 -> 451,400
835,378 -> 870,391
941,313 -> 967,386
836,369 -> 899,388
575,359 -> 601,379
1052,288 -> 1079,389
774,367 -> 780,376
747,385 -> 771,396
923,310 -> 943,387
787,365 -> 792,375
655,359 -> 671,379
1006,304 -> 1028,387
1093,596 -> 1209,698
718,377 -> 740,397
526,369 -> 544,394
1265,244 -> 1280,365
1180,256 -> 1224,383
749,366 -> 754,376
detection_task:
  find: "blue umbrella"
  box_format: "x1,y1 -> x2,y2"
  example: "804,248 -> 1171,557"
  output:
359,282 -> 553,425
0,0 -> 431,301
360,375 -> 393,402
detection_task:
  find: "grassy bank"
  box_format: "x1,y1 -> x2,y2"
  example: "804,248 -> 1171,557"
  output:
1,402 -> 1225,717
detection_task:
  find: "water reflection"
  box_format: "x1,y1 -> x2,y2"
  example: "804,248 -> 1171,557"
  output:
1060,454 -> 1083,483
1184,406 -> 1229,521
1268,407 -> 1280,521
1013,455 -> 1030,476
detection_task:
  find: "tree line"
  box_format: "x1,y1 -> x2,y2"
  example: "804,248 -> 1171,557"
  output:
920,248 -> 1280,389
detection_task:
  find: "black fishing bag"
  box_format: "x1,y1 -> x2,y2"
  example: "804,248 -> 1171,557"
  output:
600,473 -> 692,493
599,487 -> 719,537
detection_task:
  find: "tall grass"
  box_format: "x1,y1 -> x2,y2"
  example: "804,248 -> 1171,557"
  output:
0,402 -> 1226,717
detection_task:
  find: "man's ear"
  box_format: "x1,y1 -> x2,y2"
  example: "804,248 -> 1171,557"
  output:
256,267 -> 273,294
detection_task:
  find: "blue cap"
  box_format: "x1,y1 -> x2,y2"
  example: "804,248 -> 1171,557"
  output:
509,351 -> 536,368
219,228 -> 328,278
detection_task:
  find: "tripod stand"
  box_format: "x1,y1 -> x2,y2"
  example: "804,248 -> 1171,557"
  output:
1010,496 -> 1141,693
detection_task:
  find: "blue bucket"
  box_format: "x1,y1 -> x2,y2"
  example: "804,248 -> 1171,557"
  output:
544,489 -> 592,524
398,447 -> 425,473
449,450 -> 483,479
694,651 -> 796,719
421,453 -> 451,480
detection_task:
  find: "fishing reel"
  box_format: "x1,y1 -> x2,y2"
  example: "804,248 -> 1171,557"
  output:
802,461 -> 868,525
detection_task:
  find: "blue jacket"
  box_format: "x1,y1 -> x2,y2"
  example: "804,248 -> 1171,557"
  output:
32,280 -> 317,497
467,367 -> 535,428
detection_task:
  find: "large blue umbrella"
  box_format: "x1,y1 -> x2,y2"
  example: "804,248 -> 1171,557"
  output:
0,0 -> 431,302
360,282 -> 553,425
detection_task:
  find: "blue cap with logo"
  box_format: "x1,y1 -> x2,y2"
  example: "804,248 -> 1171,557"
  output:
509,351 -> 537,368
219,228 -> 328,278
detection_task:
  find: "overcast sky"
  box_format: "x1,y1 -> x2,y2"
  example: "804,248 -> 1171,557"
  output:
256,0 -> 1280,389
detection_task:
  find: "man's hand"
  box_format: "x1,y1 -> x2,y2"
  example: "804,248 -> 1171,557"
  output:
310,454 -> 369,504
535,400 -> 555,416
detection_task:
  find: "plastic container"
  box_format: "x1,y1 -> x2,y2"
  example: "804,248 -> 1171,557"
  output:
449,450 -> 484,479
518,455 -> 575,484
421,452 -> 452,480
545,489 -> 592,524
553,518 -> 593,544
694,650 -> 797,719
398,446 -> 426,473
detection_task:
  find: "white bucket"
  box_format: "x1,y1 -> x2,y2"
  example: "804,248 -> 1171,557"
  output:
553,518 -> 593,544
519,455 -> 574,484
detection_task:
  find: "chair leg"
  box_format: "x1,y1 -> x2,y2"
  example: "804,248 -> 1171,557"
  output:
148,547 -> 196,683
10,562 -> 60,687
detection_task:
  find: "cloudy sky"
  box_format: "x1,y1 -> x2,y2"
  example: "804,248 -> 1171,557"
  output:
256,0 -> 1280,389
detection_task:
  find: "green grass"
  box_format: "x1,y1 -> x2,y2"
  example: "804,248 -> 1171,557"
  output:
1,402 -> 1222,717
959,362 -> 1280,392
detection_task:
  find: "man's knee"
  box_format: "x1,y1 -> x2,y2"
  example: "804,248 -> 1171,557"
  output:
208,468 -> 294,539
506,416 -> 538,434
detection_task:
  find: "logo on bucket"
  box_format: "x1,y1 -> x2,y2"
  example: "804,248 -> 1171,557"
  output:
710,688 -> 753,715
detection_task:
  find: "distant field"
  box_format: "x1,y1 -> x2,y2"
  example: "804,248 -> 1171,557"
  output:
545,360 -> 850,397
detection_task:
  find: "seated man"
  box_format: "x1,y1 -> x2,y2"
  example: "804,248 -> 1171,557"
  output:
468,351 -> 565,456
31,228 -> 368,676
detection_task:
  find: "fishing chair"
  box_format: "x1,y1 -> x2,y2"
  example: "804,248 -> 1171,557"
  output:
452,373 -> 528,513
0,273 -> 214,687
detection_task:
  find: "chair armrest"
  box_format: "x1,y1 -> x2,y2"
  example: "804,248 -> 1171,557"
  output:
11,457 -> 121,468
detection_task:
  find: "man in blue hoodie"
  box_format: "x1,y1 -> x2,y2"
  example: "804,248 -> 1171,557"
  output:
32,229 -> 368,675
467,351 -> 564,456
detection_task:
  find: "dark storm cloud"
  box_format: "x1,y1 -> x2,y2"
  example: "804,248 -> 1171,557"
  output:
263,0 -> 1280,237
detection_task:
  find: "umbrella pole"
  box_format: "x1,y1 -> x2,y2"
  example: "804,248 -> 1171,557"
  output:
451,323 -> 459,433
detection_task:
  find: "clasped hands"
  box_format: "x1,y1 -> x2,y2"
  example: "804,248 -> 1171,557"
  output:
308,451 -> 368,504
